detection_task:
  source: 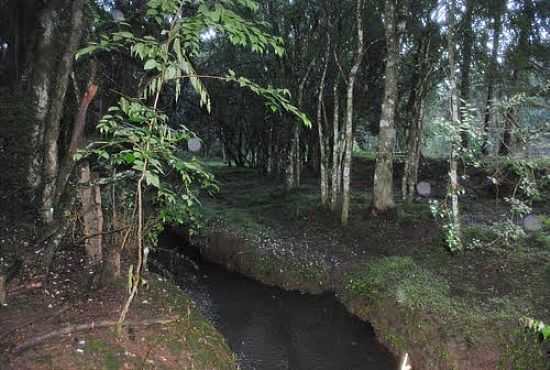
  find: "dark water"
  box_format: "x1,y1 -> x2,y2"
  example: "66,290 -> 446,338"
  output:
156,238 -> 397,370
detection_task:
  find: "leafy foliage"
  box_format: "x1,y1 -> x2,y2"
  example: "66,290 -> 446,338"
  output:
77,0 -> 309,323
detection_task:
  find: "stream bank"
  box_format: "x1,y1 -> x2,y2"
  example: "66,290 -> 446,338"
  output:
194,225 -> 545,370
188,163 -> 550,370
155,234 -> 398,370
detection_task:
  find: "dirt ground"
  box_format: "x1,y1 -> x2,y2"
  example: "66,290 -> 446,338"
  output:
0,213 -> 236,370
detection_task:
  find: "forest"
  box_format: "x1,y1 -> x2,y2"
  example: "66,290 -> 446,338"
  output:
0,0 -> 549,369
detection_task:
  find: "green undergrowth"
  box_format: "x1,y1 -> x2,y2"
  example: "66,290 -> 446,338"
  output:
397,201 -> 434,224
344,257 -> 535,341
342,256 -> 548,368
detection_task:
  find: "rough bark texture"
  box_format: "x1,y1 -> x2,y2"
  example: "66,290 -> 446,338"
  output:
448,0 -> 462,246
286,58 -> 316,190
330,75 -> 342,212
77,162 -> 103,264
341,0 -> 365,225
373,0 -> 399,212
402,37 -> 432,201
55,82 -> 98,203
0,275 -> 6,305
459,0 -> 474,147
27,0 -> 64,199
317,42 -> 330,208
482,3 -> 503,154
40,0 -> 86,224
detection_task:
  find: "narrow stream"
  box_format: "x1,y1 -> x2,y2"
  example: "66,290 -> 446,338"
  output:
155,234 -> 398,370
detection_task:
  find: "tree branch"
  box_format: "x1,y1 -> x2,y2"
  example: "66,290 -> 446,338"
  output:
11,317 -> 178,355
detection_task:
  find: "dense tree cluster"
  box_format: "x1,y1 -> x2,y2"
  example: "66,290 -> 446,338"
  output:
0,0 -> 548,284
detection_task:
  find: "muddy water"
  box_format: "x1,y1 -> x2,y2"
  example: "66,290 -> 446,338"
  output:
156,238 -> 397,370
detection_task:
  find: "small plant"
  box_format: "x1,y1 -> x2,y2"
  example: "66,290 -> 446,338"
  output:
429,102 -> 485,253
489,221 -> 527,246
521,317 -> 550,341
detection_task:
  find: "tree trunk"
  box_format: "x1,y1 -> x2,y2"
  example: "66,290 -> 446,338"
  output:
373,0 -> 399,212
77,161 -> 103,264
102,178 -> 122,282
459,0 -> 474,147
40,0 -> 86,224
402,104 -> 424,201
482,3 -> 503,154
341,0 -> 365,225
317,40 -> 331,207
498,0 -> 533,156
285,135 -> 296,189
330,74 -> 342,212
447,0 -> 462,249
286,57 -> 316,190
55,81 -> 98,206
402,37 -> 432,201
27,0 -> 65,201
499,106 -> 517,155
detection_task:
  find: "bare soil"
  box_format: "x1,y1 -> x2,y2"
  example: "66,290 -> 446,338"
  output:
0,212 -> 236,370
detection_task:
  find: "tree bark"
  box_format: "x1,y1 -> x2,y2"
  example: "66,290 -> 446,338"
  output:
330,73 -> 342,212
286,57 -> 316,190
317,40 -> 331,207
27,0 -> 65,200
482,2 -> 503,155
77,161 -> 103,264
55,81 -> 98,205
341,0 -> 365,225
448,0 -> 462,248
402,36 -> 433,201
40,0 -> 86,224
373,0 -> 400,212
459,0 -> 474,147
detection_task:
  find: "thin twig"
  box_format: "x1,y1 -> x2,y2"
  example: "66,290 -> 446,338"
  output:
73,227 -> 129,245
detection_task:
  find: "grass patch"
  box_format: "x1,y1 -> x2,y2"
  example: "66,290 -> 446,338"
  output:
345,257 -> 451,312
86,338 -> 124,370
463,224 -> 500,245
397,201 -> 433,224
344,257 -> 534,341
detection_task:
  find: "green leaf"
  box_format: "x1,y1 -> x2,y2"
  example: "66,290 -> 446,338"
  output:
145,172 -> 161,188
144,59 -> 160,70
75,45 -> 99,60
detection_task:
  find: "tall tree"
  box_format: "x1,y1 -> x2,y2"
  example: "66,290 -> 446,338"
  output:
27,0 -> 66,202
317,35 -> 331,207
499,0 -> 535,155
447,0 -> 463,250
373,0 -> 401,212
401,26 -> 436,201
482,0 -> 504,154
459,0 -> 475,147
341,0 -> 365,225
40,0 -> 87,225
